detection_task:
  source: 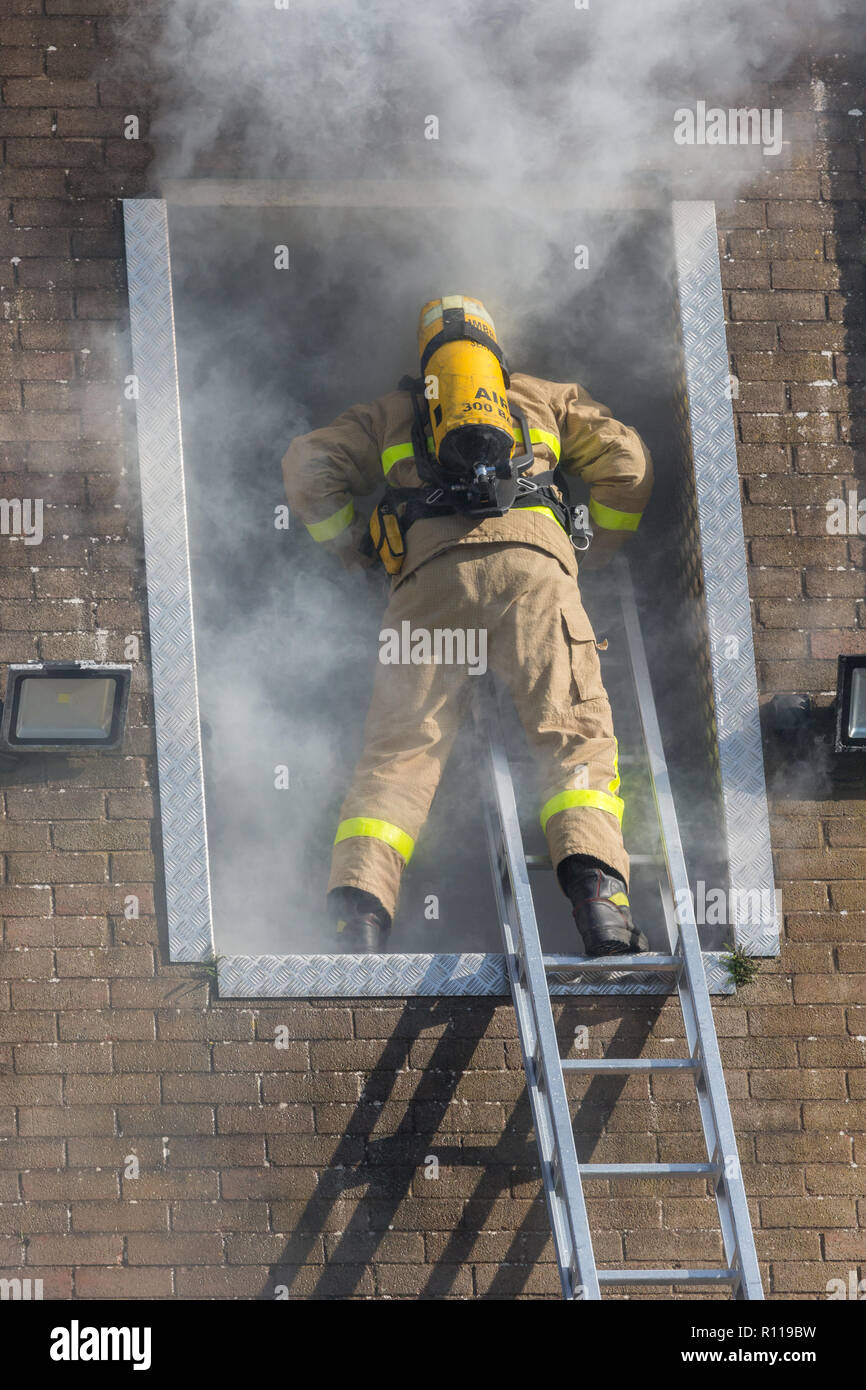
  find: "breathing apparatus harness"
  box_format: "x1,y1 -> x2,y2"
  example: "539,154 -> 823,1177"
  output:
363,297 -> 592,575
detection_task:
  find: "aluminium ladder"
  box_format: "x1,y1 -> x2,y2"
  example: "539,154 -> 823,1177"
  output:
473,555 -> 763,1300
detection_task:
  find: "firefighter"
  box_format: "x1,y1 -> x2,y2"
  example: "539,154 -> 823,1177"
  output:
281,296 -> 653,957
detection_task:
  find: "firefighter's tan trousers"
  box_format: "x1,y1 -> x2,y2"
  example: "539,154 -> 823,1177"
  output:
328,542 -> 627,919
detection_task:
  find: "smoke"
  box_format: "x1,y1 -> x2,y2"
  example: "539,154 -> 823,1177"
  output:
117,2 -> 863,956
127,0 -> 861,191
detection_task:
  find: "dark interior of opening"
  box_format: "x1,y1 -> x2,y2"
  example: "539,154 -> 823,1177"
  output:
166,203 -> 728,961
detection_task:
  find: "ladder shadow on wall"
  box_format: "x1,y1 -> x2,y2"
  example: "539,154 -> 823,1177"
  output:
257,997 -> 666,1299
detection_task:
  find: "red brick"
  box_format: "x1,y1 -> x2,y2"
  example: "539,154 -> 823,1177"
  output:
747,1005 -> 846,1036
18,1106 -> 115,1136
824,1231 -> 866,1261
173,1267 -> 277,1298
71,1202 -> 169,1233
113,1042 -> 211,1073
57,1009 -> 155,1040
217,1104 -> 314,1134
15,1041 -> 113,1072
52,820 -> 150,851
166,1137 -> 265,1167
55,884 -> 155,916
760,1197 -> 856,1227
110,978 -> 209,1009
120,1171 -> 220,1201
10,978 -> 109,1010
172,1201 -> 269,1233
55,946 -> 153,977
213,1041 -> 308,1072
127,1232 -> 224,1265
731,290 -> 827,321
0,410 -> 79,440
0,948 -> 55,978
811,630 -> 866,657
0,43 -> 45,72
76,1267 -> 173,1298
26,1233 -> 123,1264
117,1105 -> 214,1135
220,1169 -> 318,1201
3,78 -> 99,106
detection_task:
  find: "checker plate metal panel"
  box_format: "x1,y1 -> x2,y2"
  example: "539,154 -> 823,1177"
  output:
123,195 -> 773,995
123,199 -> 214,961
672,202 -> 779,955
218,951 -> 733,997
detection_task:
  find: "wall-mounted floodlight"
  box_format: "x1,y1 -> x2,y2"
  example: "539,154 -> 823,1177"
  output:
835,656 -> 866,754
0,663 -> 131,753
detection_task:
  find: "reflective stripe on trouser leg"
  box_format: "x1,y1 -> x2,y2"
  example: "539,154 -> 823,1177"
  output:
540,788 -> 624,832
333,817 -> 415,864
330,817 -> 417,922
539,785 -> 629,888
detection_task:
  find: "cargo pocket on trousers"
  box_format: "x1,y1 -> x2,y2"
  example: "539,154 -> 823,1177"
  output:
560,604 -> 606,704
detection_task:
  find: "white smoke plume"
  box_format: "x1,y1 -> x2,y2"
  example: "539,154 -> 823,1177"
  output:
117,1 -> 862,955
129,0 -> 861,190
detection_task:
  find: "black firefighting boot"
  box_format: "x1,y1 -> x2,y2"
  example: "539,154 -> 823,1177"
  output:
558,855 -> 649,957
328,887 -> 391,954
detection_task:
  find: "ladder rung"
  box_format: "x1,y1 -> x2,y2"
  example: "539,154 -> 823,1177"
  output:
598,1268 -> 737,1285
544,954 -> 680,973
580,1163 -> 719,1178
525,852 -> 663,870
525,854 -> 552,869
562,1057 -> 698,1073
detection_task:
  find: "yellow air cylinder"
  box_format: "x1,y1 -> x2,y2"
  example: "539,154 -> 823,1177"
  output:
417,296 -> 515,477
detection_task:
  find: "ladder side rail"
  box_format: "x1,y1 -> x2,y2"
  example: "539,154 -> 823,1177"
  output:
657,880 -> 746,1290
501,914 -> 586,1298
475,680 -> 601,1301
614,557 -> 764,1301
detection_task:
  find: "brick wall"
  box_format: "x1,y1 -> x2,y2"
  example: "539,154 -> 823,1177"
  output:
0,13 -> 863,1299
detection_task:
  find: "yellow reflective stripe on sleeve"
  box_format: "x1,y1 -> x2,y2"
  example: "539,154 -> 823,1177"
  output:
334,816 -> 416,864
521,505 -> 567,534
305,500 -> 355,542
513,424 -> 561,462
381,443 -> 414,475
381,438 -> 434,476
589,496 -> 643,532
539,788 -> 625,832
